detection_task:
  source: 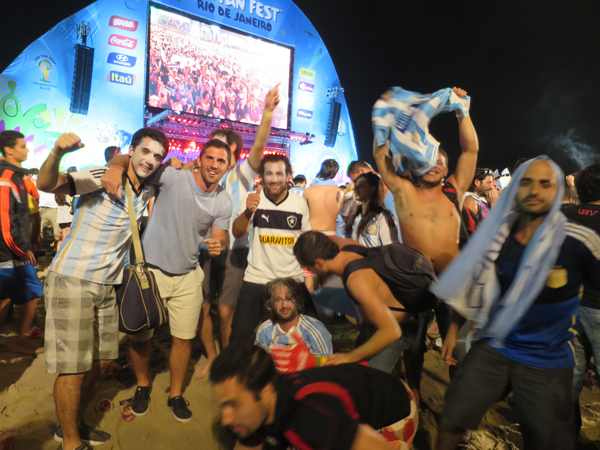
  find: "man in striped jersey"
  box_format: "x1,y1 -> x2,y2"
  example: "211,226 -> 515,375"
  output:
255,277 -> 332,357
37,129 -> 168,450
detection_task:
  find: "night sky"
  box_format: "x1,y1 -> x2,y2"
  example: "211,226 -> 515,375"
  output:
3,0 -> 599,174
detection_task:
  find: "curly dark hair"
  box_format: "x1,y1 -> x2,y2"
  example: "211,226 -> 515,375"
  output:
258,154 -> 292,178
264,278 -> 304,321
575,163 -> 600,204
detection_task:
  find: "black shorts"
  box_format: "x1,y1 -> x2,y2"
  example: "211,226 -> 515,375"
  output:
59,222 -> 71,229
443,339 -> 575,450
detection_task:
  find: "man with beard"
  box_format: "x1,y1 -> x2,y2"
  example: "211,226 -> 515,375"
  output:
210,341 -> 419,450
230,154 -> 314,343
464,167 -> 498,221
37,129 -> 169,450
255,277 -> 332,357
434,157 -> 600,450
101,139 -> 232,423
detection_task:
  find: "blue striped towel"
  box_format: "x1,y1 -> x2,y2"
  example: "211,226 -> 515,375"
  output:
372,87 -> 470,176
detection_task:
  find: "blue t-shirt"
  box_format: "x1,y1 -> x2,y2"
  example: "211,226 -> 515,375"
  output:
143,166 -> 232,274
487,222 -> 600,369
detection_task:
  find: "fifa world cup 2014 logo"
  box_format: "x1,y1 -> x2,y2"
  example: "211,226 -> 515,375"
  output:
38,60 -> 52,82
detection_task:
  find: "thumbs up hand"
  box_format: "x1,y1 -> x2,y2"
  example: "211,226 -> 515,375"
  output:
246,185 -> 262,215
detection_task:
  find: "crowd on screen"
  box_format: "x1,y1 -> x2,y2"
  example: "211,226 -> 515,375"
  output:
148,19 -> 288,128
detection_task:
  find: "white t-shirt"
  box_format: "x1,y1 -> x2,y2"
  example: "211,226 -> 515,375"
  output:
38,190 -> 58,208
241,190 -> 311,283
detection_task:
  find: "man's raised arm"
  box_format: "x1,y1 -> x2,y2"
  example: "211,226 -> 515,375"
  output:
247,85 -> 280,171
373,138 -> 411,198
448,87 -> 479,195
37,133 -> 85,194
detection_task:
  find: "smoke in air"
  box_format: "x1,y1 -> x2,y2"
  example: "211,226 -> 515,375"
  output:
551,129 -> 599,169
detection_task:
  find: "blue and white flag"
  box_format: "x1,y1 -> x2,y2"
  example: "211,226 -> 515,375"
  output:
372,87 -> 470,176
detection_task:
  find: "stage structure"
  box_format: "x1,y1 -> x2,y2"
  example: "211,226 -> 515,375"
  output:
0,0 -> 357,183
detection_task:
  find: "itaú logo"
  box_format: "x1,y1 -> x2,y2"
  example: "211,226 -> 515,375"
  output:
108,34 -> 137,49
108,71 -> 135,85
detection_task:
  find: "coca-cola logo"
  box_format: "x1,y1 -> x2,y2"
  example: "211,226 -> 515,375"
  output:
108,34 -> 137,49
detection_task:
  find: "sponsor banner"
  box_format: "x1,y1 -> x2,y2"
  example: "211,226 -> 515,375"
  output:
299,68 -> 315,79
297,109 -> 313,119
298,81 -> 314,92
108,34 -> 137,50
108,71 -> 136,85
297,95 -> 313,107
107,52 -> 137,68
110,16 -> 139,31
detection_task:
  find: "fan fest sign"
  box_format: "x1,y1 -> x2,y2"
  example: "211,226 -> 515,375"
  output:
197,0 -> 282,31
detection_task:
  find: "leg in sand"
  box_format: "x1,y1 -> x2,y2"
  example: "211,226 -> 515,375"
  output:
196,301 -> 217,378
54,372 -> 85,450
170,336 -> 192,398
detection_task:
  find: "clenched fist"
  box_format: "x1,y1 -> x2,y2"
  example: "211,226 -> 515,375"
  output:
52,133 -> 85,157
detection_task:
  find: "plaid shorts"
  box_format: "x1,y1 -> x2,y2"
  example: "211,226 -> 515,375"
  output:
44,271 -> 119,374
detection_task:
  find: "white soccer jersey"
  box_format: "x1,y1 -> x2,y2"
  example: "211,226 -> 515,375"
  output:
50,167 -> 155,285
241,189 -> 311,284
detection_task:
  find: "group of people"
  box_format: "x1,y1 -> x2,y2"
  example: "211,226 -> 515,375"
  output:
1,84 -> 599,450
148,16 -> 288,128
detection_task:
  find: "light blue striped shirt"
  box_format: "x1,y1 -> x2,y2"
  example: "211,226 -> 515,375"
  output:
50,167 -> 155,284
255,315 -> 333,357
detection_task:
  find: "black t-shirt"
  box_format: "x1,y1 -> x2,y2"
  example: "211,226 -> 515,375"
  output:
562,204 -> 600,309
240,364 -> 410,450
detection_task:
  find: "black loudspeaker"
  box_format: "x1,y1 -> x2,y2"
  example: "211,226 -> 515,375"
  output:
70,45 -> 94,115
324,100 -> 341,148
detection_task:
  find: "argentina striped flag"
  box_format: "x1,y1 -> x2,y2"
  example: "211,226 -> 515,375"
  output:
372,87 -> 471,176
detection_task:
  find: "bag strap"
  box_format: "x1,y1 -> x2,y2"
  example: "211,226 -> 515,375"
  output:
123,175 -> 149,289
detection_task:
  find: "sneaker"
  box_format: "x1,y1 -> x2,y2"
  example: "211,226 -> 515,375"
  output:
56,445 -> 90,450
54,421 -> 111,445
131,386 -> 151,416
167,396 -> 192,423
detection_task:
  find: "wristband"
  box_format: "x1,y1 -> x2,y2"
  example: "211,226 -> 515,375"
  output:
48,150 -> 61,160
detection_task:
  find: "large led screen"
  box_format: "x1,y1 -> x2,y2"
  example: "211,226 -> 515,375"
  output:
147,5 -> 292,129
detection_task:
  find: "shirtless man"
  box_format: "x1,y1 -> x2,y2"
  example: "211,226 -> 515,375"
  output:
374,87 -> 478,396
303,159 -> 343,235
374,87 -> 478,275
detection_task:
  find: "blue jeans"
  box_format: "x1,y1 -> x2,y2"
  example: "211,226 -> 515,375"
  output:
572,306 -> 600,398
367,319 -> 419,373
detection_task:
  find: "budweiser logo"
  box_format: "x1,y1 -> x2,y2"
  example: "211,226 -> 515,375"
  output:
109,16 -> 138,31
109,34 -> 137,49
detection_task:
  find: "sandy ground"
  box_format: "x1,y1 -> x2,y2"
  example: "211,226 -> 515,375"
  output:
1,256 -> 599,450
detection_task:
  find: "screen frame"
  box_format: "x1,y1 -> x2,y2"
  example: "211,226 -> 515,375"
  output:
145,2 -> 294,130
